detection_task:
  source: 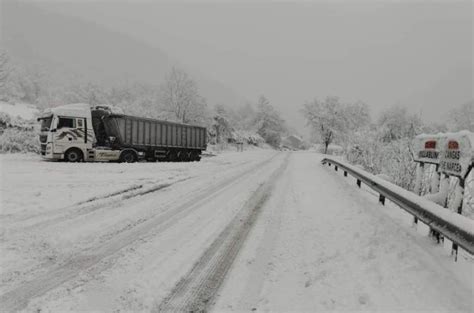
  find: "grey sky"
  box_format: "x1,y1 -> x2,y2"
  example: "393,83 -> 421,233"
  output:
26,1 -> 474,132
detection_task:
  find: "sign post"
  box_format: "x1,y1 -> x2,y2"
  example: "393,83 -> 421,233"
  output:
413,135 -> 444,227
439,132 -> 474,260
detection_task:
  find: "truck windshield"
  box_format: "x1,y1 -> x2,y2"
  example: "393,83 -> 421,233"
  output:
39,117 -> 53,131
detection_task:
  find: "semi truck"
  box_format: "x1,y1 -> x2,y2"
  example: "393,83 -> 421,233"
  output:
37,103 -> 207,162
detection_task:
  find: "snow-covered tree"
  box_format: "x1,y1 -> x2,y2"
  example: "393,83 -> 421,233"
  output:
344,101 -> 371,132
377,105 -> 421,142
211,104 -> 233,144
302,96 -> 346,154
235,102 -> 256,129
346,105 -> 423,190
160,66 -> 207,124
105,82 -> 160,118
253,95 -> 286,147
64,82 -> 107,106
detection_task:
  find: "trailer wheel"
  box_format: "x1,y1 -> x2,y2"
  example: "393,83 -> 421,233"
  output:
120,150 -> 137,163
65,148 -> 83,162
178,150 -> 189,162
168,151 -> 177,162
191,151 -> 201,162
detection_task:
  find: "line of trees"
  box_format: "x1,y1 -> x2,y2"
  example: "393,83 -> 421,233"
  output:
0,50 -> 288,149
301,96 -> 473,189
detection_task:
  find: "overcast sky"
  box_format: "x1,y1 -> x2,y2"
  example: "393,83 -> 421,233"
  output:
31,1 -> 474,132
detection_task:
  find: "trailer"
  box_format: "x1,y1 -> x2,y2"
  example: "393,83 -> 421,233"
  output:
38,103 -> 207,162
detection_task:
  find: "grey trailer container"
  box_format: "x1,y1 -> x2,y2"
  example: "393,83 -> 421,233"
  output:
93,109 -> 207,162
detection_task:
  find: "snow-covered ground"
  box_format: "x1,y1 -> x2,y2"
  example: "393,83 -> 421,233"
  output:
0,150 -> 281,311
0,151 -> 472,312
215,152 -> 473,312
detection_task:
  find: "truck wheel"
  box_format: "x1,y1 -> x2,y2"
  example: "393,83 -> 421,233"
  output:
191,151 -> 201,162
65,148 -> 83,162
120,150 -> 137,163
178,150 -> 188,162
168,151 -> 177,162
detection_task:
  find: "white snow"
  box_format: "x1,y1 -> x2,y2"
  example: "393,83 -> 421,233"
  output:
324,158 -> 474,237
214,152 -> 473,312
425,174 -> 450,206
0,151 -> 472,312
0,149 -> 281,311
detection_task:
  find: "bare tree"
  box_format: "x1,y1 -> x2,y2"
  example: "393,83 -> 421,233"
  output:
160,66 -> 207,124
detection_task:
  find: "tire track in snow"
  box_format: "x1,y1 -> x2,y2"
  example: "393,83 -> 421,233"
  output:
0,153 -> 281,312
1,178 -> 190,239
155,154 -> 289,313
2,156 -> 265,231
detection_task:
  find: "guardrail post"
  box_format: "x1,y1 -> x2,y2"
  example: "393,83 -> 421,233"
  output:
379,194 -> 385,205
356,179 -> 361,188
344,171 -> 347,177
428,165 -> 441,241
429,173 -> 450,244
412,162 -> 425,226
335,165 -> 338,171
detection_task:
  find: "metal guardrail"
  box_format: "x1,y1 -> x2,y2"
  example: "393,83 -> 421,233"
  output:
321,157 -> 474,256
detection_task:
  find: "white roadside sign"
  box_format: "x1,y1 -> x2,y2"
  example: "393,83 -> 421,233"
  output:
413,134 -> 444,165
439,131 -> 474,178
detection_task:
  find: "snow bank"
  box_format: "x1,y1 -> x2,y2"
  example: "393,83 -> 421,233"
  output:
322,157 -> 474,239
0,150 -> 277,217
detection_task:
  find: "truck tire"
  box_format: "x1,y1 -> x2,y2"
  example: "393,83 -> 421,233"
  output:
120,150 -> 137,163
191,150 -> 201,162
168,151 -> 177,162
178,150 -> 189,162
65,148 -> 83,162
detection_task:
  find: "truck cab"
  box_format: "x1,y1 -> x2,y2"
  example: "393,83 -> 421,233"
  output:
38,103 -> 95,161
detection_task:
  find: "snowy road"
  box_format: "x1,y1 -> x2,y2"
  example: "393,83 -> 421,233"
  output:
0,150 -> 283,311
214,152 -> 473,312
1,151 -> 473,312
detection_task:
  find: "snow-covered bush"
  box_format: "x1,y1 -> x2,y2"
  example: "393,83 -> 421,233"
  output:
344,105 -> 422,190
0,102 -> 39,153
465,172 -> 474,219
0,112 -> 12,128
0,127 -> 39,153
347,135 -> 417,190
